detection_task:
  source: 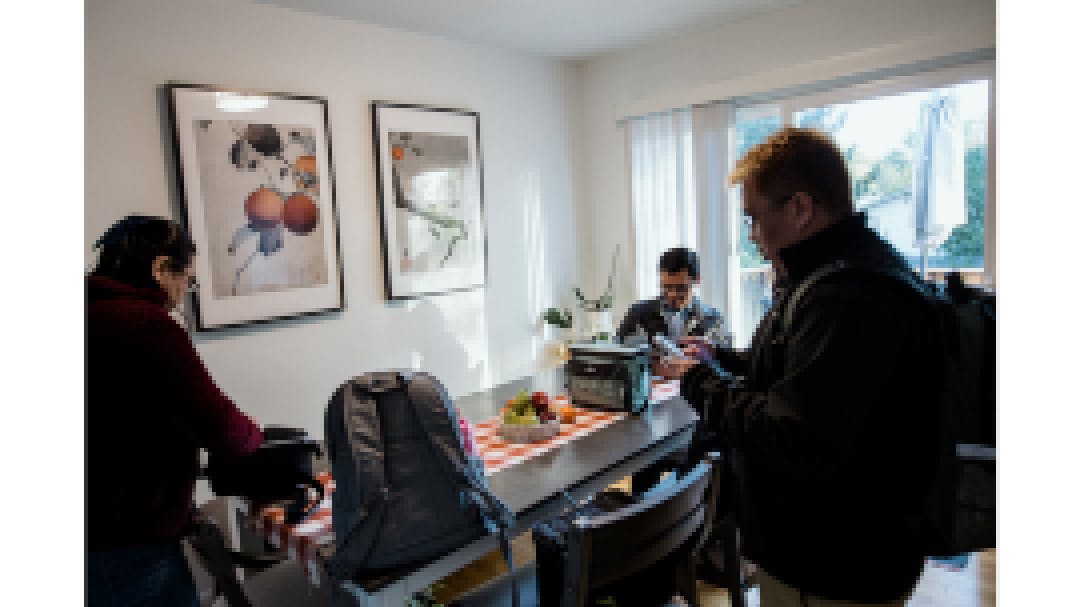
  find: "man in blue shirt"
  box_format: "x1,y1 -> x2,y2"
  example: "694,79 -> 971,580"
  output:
616,247 -> 730,348
617,248 -> 730,494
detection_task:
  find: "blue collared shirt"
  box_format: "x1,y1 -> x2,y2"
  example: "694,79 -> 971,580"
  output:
662,299 -> 692,342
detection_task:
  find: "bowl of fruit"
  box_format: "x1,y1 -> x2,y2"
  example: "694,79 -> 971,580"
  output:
498,390 -> 562,443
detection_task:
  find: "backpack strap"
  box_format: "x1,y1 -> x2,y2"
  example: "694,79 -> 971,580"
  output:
404,374 -> 476,484
494,524 -> 520,607
404,374 -> 511,519
780,259 -> 934,337
406,373 -> 520,607
326,375 -> 391,580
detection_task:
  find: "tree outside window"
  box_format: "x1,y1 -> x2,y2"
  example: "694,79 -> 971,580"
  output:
728,79 -> 989,345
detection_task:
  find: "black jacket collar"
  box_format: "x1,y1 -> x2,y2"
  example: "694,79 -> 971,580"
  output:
777,212 -> 876,284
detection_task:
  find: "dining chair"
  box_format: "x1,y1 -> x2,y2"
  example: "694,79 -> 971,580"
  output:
452,452 -> 726,607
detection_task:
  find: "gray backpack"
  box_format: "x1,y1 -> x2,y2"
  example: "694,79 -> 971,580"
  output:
324,371 -> 520,604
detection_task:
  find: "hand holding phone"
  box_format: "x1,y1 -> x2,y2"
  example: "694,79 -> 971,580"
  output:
652,334 -> 686,359
654,354 -> 700,379
678,335 -> 714,360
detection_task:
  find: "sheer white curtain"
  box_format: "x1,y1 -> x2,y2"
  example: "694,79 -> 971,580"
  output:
690,103 -> 736,323
627,110 -> 696,302
627,104 -> 736,321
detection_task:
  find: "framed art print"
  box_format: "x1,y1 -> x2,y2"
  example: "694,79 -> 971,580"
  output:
372,102 -> 487,299
166,83 -> 344,330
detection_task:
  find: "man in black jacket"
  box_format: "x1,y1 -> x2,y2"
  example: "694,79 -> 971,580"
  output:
664,127 -> 938,606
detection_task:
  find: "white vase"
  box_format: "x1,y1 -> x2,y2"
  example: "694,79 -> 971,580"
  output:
544,323 -> 570,342
583,309 -> 614,342
541,324 -> 571,365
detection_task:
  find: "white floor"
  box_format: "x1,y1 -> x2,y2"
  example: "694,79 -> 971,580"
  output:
736,554 -> 986,607
907,556 -> 983,607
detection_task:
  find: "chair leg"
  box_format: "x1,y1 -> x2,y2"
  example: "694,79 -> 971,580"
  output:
719,519 -> 745,607
675,554 -> 700,607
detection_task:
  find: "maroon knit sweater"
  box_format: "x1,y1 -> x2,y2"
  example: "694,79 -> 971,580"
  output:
87,276 -> 262,550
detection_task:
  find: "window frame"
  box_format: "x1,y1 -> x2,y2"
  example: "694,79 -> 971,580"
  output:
777,60 -> 996,285
726,61 -> 996,345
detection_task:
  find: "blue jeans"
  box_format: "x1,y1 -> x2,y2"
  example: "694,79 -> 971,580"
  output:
88,543 -> 199,607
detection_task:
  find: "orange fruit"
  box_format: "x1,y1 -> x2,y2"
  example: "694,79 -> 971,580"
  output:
292,155 -> 319,192
283,193 -> 318,235
244,187 -> 284,228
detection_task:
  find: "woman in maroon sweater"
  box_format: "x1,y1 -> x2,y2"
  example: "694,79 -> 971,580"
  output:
87,216 -> 263,607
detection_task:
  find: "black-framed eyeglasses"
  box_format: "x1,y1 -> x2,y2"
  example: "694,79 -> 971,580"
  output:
660,283 -> 691,293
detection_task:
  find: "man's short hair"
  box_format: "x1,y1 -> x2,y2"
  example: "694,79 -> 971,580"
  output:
728,126 -> 853,217
658,247 -> 700,279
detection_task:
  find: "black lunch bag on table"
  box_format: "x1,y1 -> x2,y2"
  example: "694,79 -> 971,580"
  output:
207,425 -> 325,524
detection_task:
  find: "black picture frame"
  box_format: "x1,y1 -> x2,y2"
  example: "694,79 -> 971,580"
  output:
165,82 -> 345,330
371,102 -> 488,300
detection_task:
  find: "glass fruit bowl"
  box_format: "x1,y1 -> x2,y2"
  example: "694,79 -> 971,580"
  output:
497,418 -> 561,443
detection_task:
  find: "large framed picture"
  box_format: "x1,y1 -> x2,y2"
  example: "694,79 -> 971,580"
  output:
166,83 -> 344,330
372,102 -> 487,299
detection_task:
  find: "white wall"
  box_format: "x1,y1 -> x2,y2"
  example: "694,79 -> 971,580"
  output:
577,0 -> 995,318
86,0 -> 581,435
86,0 -> 997,439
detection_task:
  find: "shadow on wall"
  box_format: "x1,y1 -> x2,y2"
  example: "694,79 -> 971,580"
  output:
186,292 -> 487,435
523,168 -> 551,374
482,166 -> 562,386
398,295 -> 489,413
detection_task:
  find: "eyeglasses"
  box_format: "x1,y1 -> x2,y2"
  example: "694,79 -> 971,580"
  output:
660,283 -> 691,294
742,194 -> 795,230
175,270 -> 197,291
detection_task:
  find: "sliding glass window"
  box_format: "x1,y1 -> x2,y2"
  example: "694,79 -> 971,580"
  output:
727,62 -> 993,346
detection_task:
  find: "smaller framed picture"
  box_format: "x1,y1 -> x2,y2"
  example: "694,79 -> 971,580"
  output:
166,83 -> 345,330
372,102 -> 487,300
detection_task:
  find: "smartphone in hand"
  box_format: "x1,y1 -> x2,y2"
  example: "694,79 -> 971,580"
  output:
652,334 -> 686,358
678,335 -> 713,360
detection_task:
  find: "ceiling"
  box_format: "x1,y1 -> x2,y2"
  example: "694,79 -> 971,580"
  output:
252,0 -> 806,59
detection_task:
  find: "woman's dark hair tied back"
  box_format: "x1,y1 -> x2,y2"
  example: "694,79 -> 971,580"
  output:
94,215 -> 156,251
92,215 -> 196,289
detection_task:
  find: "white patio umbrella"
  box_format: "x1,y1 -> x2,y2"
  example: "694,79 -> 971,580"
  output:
912,92 -> 966,279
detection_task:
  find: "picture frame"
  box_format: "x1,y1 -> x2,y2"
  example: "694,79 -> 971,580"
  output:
371,102 -> 487,300
165,83 -> 345,330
